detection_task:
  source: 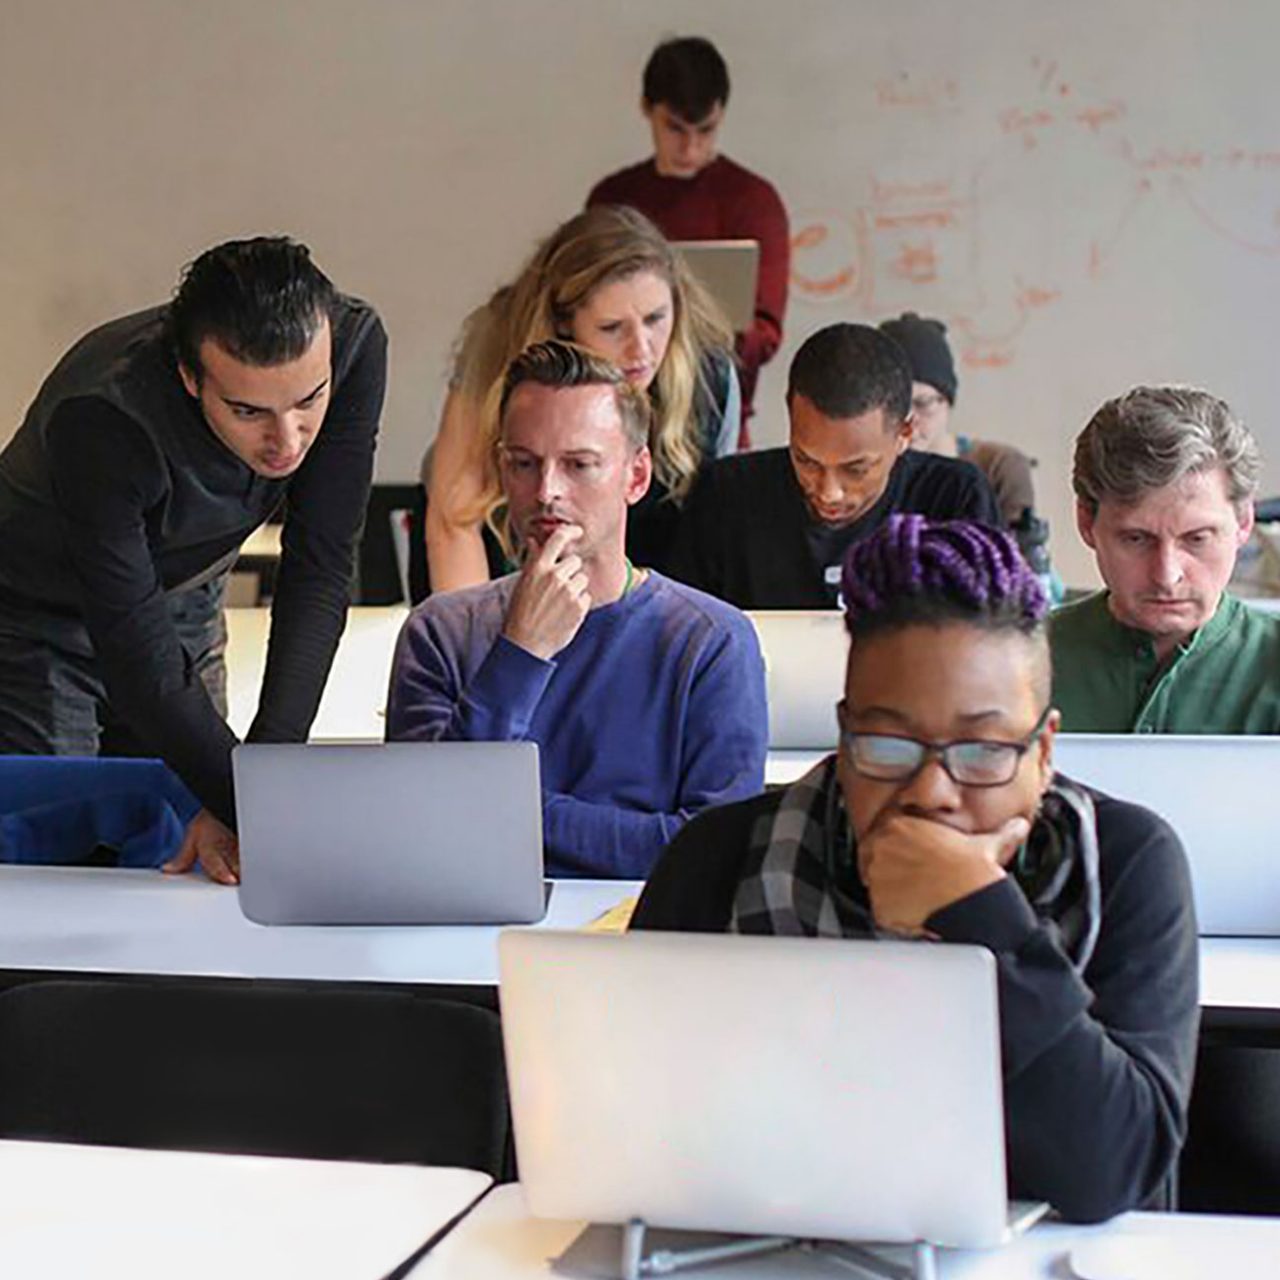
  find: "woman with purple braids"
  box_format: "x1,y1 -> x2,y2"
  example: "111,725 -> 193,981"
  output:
632,515 -> 1199,1223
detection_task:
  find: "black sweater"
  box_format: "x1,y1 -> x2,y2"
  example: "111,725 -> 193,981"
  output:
0,300 -> 387,826
632,782 -> 1200,1223
668,447 -> 1000,609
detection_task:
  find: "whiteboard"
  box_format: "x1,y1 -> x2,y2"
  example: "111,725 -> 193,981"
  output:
2,0 -> 1278,586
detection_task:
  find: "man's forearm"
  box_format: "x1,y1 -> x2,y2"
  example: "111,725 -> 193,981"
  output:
387,632 -> 554,743
250,561 -> 349,742
542,792 -> 687,879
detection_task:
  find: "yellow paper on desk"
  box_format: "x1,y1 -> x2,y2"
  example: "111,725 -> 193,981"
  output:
583,897 -> 637,933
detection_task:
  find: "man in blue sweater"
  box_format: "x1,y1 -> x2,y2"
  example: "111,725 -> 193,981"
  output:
386,340 -> 767,878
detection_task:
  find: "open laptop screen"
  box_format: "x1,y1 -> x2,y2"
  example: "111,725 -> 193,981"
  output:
500,929 -> 1010,1250
234,742 -> 545,925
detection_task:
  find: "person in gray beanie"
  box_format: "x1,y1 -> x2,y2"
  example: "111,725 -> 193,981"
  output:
879,312 -> 1036,528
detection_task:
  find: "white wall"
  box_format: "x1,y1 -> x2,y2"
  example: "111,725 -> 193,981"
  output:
4,0 -> 1280,585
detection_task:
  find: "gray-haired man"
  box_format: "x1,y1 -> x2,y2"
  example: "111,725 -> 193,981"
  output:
1050,384 -> 1280,732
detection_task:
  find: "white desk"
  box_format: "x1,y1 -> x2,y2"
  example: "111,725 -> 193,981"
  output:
417,1184 -> 1280,1278
0,864 -> 1267,1009
228,610 -> 830,776
229,524 -> 285,605
765,749 -> 828,786
238,522 -> 284,560
226,604 -> 408,741
0,866 -> 636,986
0,1139 -> 488,1279
1199,936 -> 1280,1013
227,608 -> 829,781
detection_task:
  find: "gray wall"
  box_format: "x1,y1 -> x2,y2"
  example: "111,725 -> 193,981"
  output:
4,0 -> 1279,585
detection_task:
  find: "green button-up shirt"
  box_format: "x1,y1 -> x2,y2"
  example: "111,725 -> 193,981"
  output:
1049,590 -> 1280,733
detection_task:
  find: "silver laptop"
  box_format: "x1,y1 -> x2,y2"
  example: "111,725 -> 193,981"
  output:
1054,734 -> 1280,937
233,742 -> 545,925
672,239 -> 759,332
501,930 -> 1037,1252
748,610 -> 848,749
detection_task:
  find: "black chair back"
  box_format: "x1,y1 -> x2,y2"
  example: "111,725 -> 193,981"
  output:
0,980 -> 509,1177
1179,1038 -> 1280,1215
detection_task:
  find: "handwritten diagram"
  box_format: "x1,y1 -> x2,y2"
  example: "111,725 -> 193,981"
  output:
790,56 -> 1280,370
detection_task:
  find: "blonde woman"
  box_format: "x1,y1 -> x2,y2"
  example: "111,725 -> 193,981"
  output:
424,206 -> 740,591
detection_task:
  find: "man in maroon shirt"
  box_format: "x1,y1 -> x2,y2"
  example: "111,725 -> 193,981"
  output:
587,36 -> 790,446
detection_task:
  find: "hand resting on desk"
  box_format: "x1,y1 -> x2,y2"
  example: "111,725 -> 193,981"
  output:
163,808 -> 240,885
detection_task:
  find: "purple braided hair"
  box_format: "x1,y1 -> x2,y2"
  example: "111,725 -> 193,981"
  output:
841,515 -> 1047,637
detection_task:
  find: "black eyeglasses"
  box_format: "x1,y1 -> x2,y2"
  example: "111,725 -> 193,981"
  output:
839,706 -> 1052,788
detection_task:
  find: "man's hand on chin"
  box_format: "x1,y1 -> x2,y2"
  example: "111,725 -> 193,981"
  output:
502,523 -> 591,661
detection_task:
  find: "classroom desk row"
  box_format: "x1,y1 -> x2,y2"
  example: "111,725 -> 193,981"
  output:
226,603 -> 407,741
3,1140 -> 1277,1279
0,864 -> 1273,1013
226,604 -> 851,785
0,866 -> 625,988
227,601 -> 1280,748
0,1139 -> 488,1280
423,1183 -> 1280,1279
4,603 -> 1273,1275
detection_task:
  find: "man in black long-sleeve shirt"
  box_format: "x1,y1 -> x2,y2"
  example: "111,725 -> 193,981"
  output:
0,238 -> 387,882
669,323 -> 999,609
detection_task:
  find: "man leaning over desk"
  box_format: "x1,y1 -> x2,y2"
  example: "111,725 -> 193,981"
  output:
0,238 -> 387,882
386,340 -> 767,879
1051,385 -> 1280,732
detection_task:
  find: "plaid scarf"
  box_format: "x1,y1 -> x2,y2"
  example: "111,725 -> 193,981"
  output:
729,757 -> 1101,973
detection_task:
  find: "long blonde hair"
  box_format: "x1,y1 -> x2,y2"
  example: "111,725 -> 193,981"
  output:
452,206 -> 734,533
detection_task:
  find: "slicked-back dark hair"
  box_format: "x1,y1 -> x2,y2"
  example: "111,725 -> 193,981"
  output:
842,515 -> 1047,642
169,236 -> 336,378
787,323 -> 913,426
642,37 -> 730,121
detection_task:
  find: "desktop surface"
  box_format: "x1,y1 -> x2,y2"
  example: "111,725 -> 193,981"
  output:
0,865 -> 1268,1008
765,749 -> 828,786
0,865 -> 635,986
0,1140 -> 489,1280
226,604 -> 407,742
417,1183 -> 1280,1279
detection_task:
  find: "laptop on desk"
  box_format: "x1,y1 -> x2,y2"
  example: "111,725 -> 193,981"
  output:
500,930 -> 1045,1258
233,742 -> 545,926
1053,734 -> 1280,937
748,610 -> 848,750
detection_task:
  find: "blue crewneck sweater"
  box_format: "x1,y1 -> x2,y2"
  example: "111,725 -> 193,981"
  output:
386,571 -> 767,878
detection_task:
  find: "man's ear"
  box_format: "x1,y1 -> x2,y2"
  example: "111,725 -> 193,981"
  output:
1076,500 -> 1098,550
641,96 -> 654,123
892,416 -> 912,457
178,363 -> 200,400
1036,708 -> 1061,791
625,445 -> 653,507
1236,499 -> 1256,546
